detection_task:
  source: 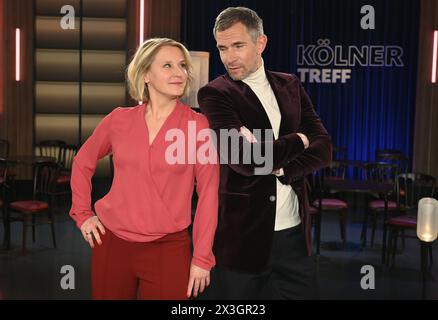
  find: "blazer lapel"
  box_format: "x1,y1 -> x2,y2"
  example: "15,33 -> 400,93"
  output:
266,71 -> 295,136
224,73 -> 273,131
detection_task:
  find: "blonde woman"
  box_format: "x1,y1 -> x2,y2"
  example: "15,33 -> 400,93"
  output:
69,38 -> 219,300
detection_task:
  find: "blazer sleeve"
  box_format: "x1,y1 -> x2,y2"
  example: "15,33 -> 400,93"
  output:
198,85 -> 306,176
281,82 -> 332,183
69,109 -> 116,229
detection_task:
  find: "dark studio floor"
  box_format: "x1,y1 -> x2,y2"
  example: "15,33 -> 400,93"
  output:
0,178 -> 437,300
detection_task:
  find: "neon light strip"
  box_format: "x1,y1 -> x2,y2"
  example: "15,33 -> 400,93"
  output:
139,0 -> 145,104
139,0 -> 144,45
15,28 -> 20,81
432,30 -> 437,83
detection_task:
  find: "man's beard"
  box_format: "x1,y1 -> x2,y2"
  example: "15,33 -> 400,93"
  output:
226,62 -> 258,81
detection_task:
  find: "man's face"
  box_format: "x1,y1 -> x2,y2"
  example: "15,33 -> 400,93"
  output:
215,22 -> 267,80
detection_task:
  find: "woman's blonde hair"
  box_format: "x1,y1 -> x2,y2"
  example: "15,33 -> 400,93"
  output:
126,38 -> 193,101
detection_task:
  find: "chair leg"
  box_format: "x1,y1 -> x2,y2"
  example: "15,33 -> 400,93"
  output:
361,208 -> 369,247
316,211 -> 322,255
370,212 -> 377,248
386,227 -> 393,267
32,215 -> 36,243
2,205 -> 11,250
400,229 -> 406,252
22,218 -> 28,254
429,246 -> 433,267
49,211 -> 57,249
391,228 -> 399,267
339,210 -> 347,247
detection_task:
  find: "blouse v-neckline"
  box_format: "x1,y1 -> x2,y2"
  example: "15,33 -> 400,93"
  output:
142,100 -> 181,147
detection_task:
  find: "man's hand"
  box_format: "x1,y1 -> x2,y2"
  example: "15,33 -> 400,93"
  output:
297,133 -> 309,149
187,263 -> 210,298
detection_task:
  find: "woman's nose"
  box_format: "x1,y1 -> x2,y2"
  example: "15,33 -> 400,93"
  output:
173,65 -> 186,77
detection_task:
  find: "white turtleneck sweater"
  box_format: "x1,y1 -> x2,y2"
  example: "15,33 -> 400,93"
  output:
242,60 -> 301,231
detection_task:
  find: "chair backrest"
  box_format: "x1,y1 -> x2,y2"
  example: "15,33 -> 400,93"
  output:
0,139 -> 10,158
310,161 -> 346,199
60,145 -> 78,171
365,162 -> 399,183
0,158 -> 7,183
32,162 -> 60,200
395,173 -> 436,210
37,140 -> 66,164
375,149 -> 409,174
323,160 -> 346,181
0,158 -> 6,203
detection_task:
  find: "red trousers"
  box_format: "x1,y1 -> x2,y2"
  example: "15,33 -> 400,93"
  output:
91,227 -> 191,300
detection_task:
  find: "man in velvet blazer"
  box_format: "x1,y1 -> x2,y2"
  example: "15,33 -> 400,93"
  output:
198,7 -> 332,299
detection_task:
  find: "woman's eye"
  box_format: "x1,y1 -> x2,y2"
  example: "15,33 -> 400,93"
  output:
163,64 -> 171,68
180,63 -> 187,69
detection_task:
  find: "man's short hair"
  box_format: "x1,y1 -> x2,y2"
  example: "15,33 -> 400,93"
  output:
213,7 -> 264,42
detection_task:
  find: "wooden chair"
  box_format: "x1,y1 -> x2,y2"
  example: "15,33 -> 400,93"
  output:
8,161 -> 59,253
46,145 -> 78,207
361,149 -> 409,247
310,161 -> 349,255
361,161 -> 400,247
55,144 -> 78,190
0,158 -> 8,248
36,140 -> 66,164
0,139 -> 16,199
386,173 -> 436,267
0,139 -> 10,158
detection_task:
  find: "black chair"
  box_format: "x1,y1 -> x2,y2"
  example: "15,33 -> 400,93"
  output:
361,161 -> 400,247
0,158 -> 8,248
0,139 -> 16,198
0,139 -> 10,158
56,144 -> 78,190
37,140 -> 66,164
386,173 -> 436,267
310,161 -> 349,255
375,149 -> 409,175
8,161 -> 59,253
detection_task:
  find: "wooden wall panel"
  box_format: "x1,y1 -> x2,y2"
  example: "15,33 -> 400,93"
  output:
126,0 -> 181,106
413,0 -> 438,178
0,0 -> 34,178
0,0 -> 4,119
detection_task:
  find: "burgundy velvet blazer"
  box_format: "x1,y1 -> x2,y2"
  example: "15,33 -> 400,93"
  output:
198,70 -> 332,274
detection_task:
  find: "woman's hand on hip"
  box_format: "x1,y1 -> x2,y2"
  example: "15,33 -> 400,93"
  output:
187,263 -> 210,298
80,216 -> 106,248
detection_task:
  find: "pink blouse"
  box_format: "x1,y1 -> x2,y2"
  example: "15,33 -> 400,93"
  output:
69,101 -> 219,270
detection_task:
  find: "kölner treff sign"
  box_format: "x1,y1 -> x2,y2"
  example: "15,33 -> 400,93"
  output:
297,39 -> 405,83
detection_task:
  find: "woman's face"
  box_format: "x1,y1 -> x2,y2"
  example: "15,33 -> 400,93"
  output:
144,46 -> 188,101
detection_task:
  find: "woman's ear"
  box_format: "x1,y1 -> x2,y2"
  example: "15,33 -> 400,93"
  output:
144,72 -> 150,84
